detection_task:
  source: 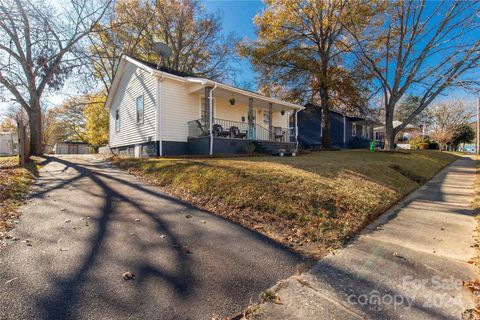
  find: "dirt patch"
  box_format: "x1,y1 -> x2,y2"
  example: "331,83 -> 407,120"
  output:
389,164 -> 426,184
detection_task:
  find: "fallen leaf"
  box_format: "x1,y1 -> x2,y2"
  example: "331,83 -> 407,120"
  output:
4,277 -> 18,284
393,252 -> 407,260
123,272 -> 135,280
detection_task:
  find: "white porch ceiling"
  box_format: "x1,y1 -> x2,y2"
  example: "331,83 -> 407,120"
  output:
187,81 -> 303,112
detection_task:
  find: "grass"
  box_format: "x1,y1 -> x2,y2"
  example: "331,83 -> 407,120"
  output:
0,156 -> 36,238
112,150 -> 458,257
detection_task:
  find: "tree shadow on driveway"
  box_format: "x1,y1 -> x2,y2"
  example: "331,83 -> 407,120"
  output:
21,156 -> 304,320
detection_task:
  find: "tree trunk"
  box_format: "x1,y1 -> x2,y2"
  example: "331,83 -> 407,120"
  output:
319,84 -> 331,149
384,125 -> 396,151
383,104 -> 395,151
29,97 -> 43,156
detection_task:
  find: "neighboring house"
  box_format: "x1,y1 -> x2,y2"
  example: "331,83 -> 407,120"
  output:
374,121 -> 420,149
297,103 -> 375,149
0,132 -> 18,155
105,55 -> 304,157
53,141 -> 90,154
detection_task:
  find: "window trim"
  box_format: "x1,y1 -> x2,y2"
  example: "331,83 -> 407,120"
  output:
136,95 -> 144,124
115,109 -> 120,132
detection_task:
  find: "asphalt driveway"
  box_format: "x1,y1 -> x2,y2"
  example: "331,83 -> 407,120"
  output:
0,155 -> 303,320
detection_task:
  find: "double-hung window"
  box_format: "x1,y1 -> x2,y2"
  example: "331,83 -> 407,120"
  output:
352,123 -> 357,137
136,95 -> 144,124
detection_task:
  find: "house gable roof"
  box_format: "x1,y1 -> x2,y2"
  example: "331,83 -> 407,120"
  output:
105,55 -> 304,111
125,55 -> 197,78
303,103 -> 370,121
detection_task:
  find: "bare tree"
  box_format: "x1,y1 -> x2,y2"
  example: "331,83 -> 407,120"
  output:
0,0 -> 110,155
346,0 -> 480,150
429,100 -> 474,150
85,0 -> 238,94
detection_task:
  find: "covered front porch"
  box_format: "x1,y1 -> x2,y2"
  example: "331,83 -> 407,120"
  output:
186,82 -> 303,154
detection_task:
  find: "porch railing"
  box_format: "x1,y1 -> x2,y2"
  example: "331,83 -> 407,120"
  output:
188,118 -> 291,142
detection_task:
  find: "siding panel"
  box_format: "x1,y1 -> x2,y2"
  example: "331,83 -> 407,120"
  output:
109,63 -> 156,147
161,79 -> 198,142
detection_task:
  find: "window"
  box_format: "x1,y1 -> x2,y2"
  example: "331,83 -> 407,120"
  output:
352,123 -> 357,137
263,110 -> 270,125
115,109 -> 120,131
136,95 -> 144,124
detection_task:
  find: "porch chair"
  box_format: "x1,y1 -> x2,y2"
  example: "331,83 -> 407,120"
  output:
212,124 -> 230,137
273,127 -> 286,141
229,126 -> 247,139
195,120 -> 209,136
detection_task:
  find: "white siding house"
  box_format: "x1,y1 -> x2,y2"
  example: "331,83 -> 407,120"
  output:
105,55 -> 304,157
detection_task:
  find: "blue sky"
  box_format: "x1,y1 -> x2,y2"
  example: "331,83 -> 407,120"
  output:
1,0 -> 478,116
203,0 -> 263,87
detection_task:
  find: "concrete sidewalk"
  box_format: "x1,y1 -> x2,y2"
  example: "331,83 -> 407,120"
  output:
249,156 -> 477,320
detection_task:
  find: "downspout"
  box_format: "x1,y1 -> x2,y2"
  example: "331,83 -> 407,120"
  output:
320,113 -> 323,137
295,110 -> 299,149
343,114 -> 346,147
156,74 -> 164,156
209,84 -> 217,155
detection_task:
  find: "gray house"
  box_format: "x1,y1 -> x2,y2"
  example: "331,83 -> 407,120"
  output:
105,55 -> 304,157
53,141 -> 90,154
0,132 -> 18,155
297,103 -> 374,149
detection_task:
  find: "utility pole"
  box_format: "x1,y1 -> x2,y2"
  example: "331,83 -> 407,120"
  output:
477,97 -> 480,154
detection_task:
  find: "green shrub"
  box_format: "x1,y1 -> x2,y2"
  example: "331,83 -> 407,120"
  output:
410,136 -> 431,150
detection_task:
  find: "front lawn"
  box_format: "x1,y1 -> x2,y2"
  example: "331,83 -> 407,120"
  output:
0,156 -> 35,238
113,150 -> 458,257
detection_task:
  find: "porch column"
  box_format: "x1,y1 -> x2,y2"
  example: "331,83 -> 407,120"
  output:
268,102 -> 273,141
207,85 -> 217,155
204,87 -> 212,129
248,98 -> 254,140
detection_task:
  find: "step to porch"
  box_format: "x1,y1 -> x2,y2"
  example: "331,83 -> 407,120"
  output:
254,141 -> 297,155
